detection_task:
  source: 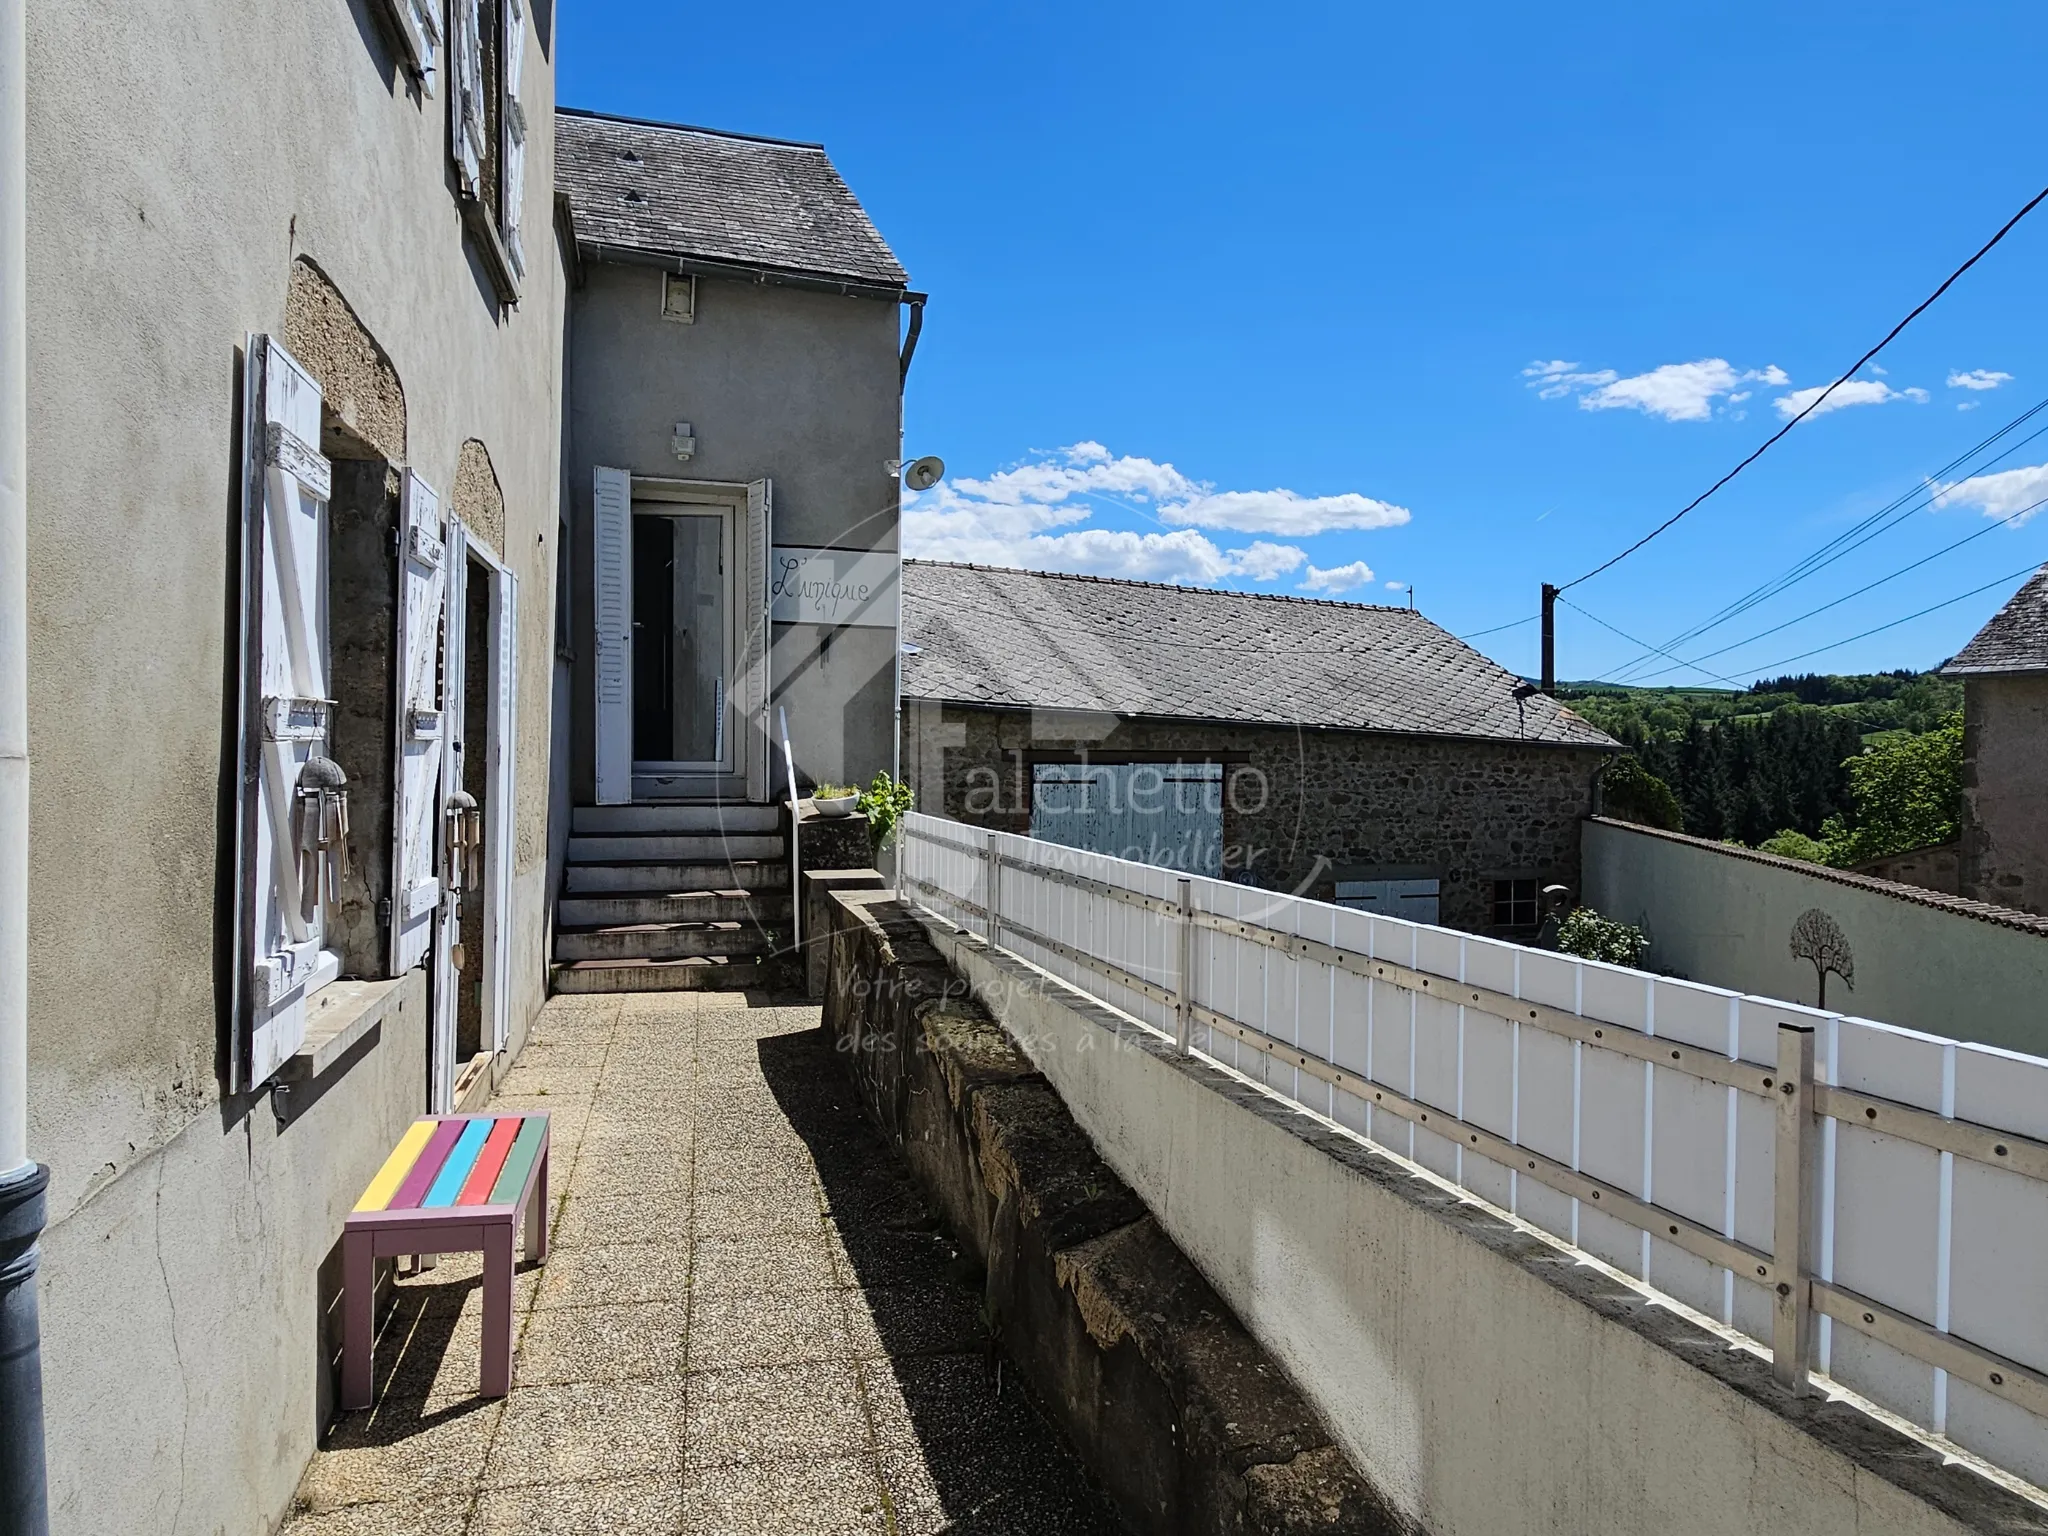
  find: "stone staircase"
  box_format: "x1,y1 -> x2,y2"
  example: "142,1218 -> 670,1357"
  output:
550,803 -> 793,993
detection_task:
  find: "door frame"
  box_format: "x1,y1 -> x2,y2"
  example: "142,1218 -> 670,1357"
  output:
628,490 -> 742,779
591,470 -> 768,803
430,525 -> 519,1110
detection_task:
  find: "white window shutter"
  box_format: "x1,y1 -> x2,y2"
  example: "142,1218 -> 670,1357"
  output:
501,0 -> 528,276
448,0 -> 485,196
592,466 -> 633,805
381,0 -> 441,94
245,335 -> 340,1085
745,479 -> 771,804
390,471 -> 448,974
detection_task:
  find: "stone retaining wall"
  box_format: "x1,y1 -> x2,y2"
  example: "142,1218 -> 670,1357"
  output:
820,889 -> 1401,1535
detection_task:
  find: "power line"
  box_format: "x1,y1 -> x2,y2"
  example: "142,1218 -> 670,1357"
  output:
1559,180 -> 2048,593
1709,561 -> 2043,680
1456,614 -> 1538,641
1605,396 -> 2048,682
1612,496 -> 2048,685
1558,597 -> 1747,688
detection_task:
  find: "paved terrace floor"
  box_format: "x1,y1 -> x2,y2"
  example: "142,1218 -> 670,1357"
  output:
283,992 -> 1124,1535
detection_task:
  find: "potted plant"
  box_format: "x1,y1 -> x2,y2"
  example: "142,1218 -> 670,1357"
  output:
809,782 -> 861,818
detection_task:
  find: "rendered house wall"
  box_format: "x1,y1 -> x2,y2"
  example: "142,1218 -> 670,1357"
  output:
902,699 -> 1607,933
564,262 -> 903,798
23,2 -> 564,1530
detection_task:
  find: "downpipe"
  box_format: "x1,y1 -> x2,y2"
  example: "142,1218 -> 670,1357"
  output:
0,0 -> 48,1525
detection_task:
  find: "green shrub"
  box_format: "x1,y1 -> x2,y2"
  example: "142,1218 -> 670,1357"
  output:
1602,755 -> 1683,831
1758,828 -> 1829,863
1555,907 -> 1650,968
858,771 -> 916,861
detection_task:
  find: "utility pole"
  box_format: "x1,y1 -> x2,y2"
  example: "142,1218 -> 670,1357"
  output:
1540,583 -> 1559,695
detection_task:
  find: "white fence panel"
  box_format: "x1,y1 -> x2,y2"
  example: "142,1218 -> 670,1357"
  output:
895,813 -> 2048,1496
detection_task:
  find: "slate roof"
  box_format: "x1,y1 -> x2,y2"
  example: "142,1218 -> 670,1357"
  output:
555,108 -> 908,289
900,562 -> 1616,749
1943,564 -> 2048,676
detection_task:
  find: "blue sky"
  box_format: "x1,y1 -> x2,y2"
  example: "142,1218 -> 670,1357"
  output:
559,3 -> 2048,687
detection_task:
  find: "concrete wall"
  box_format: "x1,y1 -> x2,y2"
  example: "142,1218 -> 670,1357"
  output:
25,2 -> 564,1530
902,700 -> 1608,933
1583,818 -> 2048,1055
564,261 -> 902,797
920,917 -> 2035,1536
1959,674 -> 2048,916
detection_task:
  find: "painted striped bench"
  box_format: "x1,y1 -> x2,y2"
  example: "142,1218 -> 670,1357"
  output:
342,1112 -> 550,1408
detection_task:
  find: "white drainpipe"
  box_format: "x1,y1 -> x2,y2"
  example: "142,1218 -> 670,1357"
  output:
0,0 -> 50,1525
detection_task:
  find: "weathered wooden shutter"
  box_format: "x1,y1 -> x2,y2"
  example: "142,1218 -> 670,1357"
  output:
430,522 -> 470,1112
745,479 -> 772,803
380,0 -> 441,93
592,466 -> 633,804
244,335 -> 338,1085
390,471 -> 447,974
500,0 -> 528,276
448,0 -> 485,196
485,571 -> 518,1052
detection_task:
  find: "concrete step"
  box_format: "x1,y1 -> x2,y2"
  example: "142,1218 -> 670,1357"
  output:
563,860 -> 789,896
572,803 -> 781,836
568,833 -> 785,864
556,891 -> 792,928
550,956 -> 780,994
553,922 -> 781,963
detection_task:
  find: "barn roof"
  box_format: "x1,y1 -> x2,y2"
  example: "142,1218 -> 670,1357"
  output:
900,562 -> 1616,749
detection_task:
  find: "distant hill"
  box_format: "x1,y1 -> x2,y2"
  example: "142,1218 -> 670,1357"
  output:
1554,671 -> 1962,848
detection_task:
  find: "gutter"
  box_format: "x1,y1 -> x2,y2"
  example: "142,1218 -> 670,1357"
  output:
0,0 -> 50,1524
575,238 -> 922,308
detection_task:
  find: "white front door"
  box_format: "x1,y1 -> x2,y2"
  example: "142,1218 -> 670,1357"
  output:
592,470 -> 770,802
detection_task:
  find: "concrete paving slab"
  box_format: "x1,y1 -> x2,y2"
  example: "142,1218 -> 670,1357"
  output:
552,1189 -> 693,1250
471,1474 -> 684,1536
532,1242 -> 691,1311
514,1300 -> 689,1386
482,1379 -> 687,1487
680,1454 -> 888,1535
685,1286 -> 850,1372
683,1360 -> 871,1465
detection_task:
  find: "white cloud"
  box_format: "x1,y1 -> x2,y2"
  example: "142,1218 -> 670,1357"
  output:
1385,579 -> 1407,590
1932,461 -> 2048,526
1527,357 -> 1786,420
1774,380 -> 1929,420
1948,369 -> 2013,392
1958,401 -> 1981,413
901,443 -> 1406,587
922,441 -> 1409,538
1301,561 -> 1376,594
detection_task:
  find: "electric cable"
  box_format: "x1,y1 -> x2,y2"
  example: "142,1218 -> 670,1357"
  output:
1612,496 -> 2048,685
1714,561 -> 2045,678
1557,597 -> 1748,689
1559,180 -> 2048,593
1604,396 -> 2048,682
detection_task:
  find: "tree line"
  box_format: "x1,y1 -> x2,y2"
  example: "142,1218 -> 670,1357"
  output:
1561,672 -> 1963,866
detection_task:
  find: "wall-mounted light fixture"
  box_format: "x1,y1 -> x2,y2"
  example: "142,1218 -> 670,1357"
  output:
672,422 -> 696,462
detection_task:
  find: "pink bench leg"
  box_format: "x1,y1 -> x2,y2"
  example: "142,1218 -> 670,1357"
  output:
341,1229 -> 375,1410
525,1141 -> 549,1262
481,1220 -> 515,1398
